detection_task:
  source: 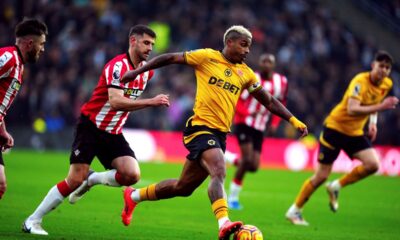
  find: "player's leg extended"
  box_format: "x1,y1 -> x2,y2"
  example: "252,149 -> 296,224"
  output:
326,135 -> 376,212
69,156 -> 140,204
23,163 -> 89,235
287,131 -> 338,225
0,163 -> 6,199
121,159 -> 208,226
341,148 -> 379,185
327,148 -> 379,210
200,148 -> 243,240
228,142 -> 254,210
286,162 -> 333,225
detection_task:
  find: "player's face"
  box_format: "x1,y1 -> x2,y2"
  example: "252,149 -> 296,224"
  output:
26,34 -> 46,63
259,54 -> 275,73
133,33 -> 155,61
228,36 -> 251,63
371,60 -> 391,83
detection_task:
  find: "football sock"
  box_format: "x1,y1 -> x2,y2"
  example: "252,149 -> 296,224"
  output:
224,151 -> 239,166
218,217 -> 230,229
339,165 -> 369,187
330,179 -> 341,190
287,203 -> 301,214
57,180 -> 73,197
228,179 -> 242,201
294,179 -> 315,208
29,183 -> 66,220
132,184 -> 157,202
88,169 -> 121,187
212,198 -> 229,228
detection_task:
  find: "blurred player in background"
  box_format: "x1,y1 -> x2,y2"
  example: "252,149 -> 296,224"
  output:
225,53 -> 288,210
0,18 -> 47,200
23,25 -> 170,235
286,51 -> 399,226
120,25 -> 307,240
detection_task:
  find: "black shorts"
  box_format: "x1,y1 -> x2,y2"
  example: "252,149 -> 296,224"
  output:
70,114 -> 136,169
234,124 -> 264,152
183,120 -> 227,161
318,126 -> 372,164
0,153 -> 3,166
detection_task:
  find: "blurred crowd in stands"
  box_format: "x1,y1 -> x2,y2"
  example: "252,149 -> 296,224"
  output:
1,0 -> 399,145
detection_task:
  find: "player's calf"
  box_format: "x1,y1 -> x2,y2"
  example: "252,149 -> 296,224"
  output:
69,169 -> 95,204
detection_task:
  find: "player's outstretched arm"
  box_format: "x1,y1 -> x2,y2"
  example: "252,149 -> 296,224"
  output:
121,52 -> 186,83
108,88 -> 170,112
347,96 -> 398,116
251,88 -> 308,137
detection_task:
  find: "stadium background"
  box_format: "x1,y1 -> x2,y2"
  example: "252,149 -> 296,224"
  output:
0,0 -> 399,150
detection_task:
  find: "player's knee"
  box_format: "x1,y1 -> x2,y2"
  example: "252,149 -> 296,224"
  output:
118,171 -> 140,186
68,177 -> 85,190
364,160 -> 379,174
210,165 -> 226,180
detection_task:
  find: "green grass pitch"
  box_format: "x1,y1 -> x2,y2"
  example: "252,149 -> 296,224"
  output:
0,150 -> 399,239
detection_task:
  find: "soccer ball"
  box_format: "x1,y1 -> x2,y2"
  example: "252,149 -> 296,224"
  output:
233,224 -> 263,240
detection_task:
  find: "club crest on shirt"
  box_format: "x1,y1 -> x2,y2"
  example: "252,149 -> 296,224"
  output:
224,68 -> 232,77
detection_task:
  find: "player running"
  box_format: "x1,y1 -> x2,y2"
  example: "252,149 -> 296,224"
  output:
120,25 -> 308,240
0,18 -> 47,200
226,53 -> 288,210
286,51 -> 399,226
23,25 -> 169,235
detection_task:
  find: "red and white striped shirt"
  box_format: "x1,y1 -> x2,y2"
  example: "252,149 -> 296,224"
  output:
234,72 -> 288,131
0,46 -> 24,122
81,53 -> 154,134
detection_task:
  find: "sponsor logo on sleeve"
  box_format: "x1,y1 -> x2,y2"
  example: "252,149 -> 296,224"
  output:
0,52 -> 13,68
111,62 -> 122,85
352,83 -> 361,96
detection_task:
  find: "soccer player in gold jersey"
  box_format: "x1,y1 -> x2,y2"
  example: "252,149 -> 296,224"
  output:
120,25 -> 308,239
286,51 -> 399,226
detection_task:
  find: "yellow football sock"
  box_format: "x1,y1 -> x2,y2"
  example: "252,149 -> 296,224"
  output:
294,179 -> 315,208
139,184 -> 158,201
212,198 -> 229,220
339,165 -> 369,187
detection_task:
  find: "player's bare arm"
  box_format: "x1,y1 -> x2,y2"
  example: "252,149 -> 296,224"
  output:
121,53 -> 186,83
347,96 -> 398,116
108,88 -> 170,111
251,88 -> 308,137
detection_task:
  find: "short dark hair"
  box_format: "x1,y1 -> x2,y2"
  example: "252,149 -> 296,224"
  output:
129,25 -> 156,38
374,51 -> 393,65
15,18 -> 48,37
